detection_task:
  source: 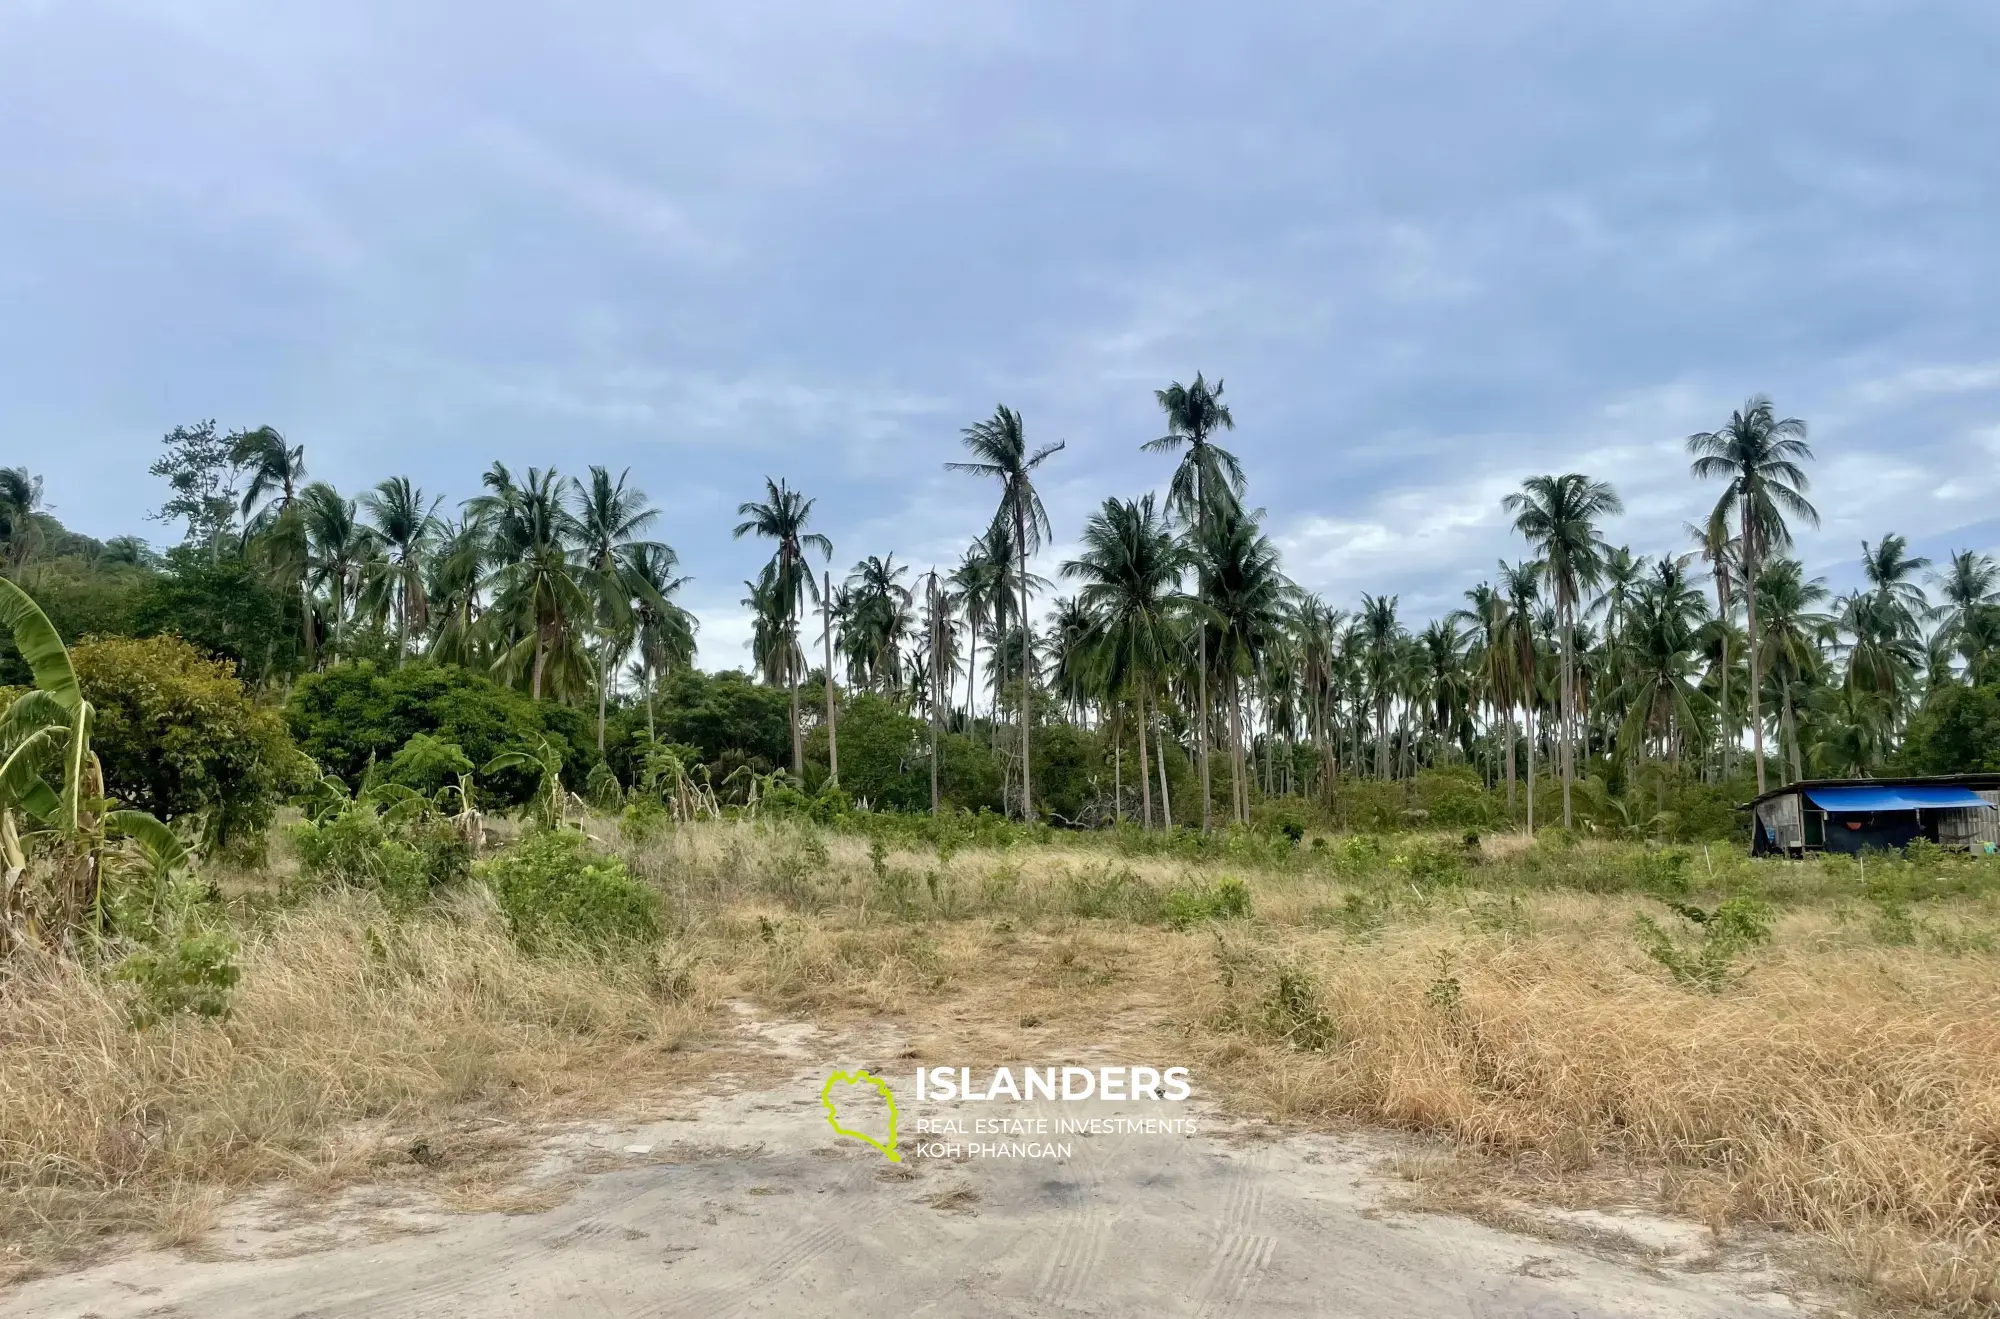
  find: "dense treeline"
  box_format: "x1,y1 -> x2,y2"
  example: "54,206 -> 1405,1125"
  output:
3,384 -> 1995,840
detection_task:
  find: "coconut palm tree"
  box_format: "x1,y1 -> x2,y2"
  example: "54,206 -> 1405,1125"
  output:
949,406 -> 1064,820
626,543 -> 697,743
571,467 -> 668,751
1504,473 -> 1623,828
1858,533 -> 1931,641
469,465 -> 592,701
733,478 -> 832,775
845,555 -> 914,695
1685,516 -> 1741,779
1146,374 -> 1242,830
1688,397 -> 1818,795
1062,494 -> 1189,829
301,483 -> 375,664
1196,505 -> 1290,823
360,476 -> 442,666
1497,559 -> 1544,830
948,538 -> 1003,730
1929,549 -> 2000,679
1755,558 -> 1831,783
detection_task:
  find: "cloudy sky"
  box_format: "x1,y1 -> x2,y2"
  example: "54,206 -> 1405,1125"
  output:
5,0 -> 1996,667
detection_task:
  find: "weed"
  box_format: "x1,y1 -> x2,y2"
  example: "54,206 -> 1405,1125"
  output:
1161,876 -> 1253,930
476,831 -> 662,955
1634,897 -> 1773,992
1258,961 -> 1338,1051
114,930 -> 242,1026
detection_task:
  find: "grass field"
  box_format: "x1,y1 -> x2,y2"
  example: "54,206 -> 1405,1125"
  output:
4,818 -> 1998,1315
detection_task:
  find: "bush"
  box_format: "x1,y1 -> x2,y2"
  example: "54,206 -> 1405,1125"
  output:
477,830 -> 662,954
115,929 -> 242,1027
284,661 -> 593,806
1162,876 -> 1252,929
1635,896 -> 1773,992
383,732 -> 474,796
73,634 -> 308,848
291,804 -> 470,903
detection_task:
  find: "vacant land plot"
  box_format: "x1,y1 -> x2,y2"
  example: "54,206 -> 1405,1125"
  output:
4,820 -> 1997,1316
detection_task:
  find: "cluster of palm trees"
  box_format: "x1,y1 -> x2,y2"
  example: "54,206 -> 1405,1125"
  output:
19,386 -> 1991,831
739,389 -> 1995,829
224,438 -> 697,751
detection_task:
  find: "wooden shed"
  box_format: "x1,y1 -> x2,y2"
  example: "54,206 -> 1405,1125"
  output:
1746,774 -> 2000,857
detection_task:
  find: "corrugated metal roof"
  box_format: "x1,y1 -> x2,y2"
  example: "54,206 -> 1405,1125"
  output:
1802,785 -> 1996,812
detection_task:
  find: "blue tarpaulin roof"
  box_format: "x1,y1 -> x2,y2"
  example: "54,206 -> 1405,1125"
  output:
1803,785 -> 1996,812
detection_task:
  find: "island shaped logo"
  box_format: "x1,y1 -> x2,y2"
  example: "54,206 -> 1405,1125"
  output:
821,1069 -> 900,1162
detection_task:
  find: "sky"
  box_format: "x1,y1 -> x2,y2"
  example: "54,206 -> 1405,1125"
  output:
4,0 -> 1998,669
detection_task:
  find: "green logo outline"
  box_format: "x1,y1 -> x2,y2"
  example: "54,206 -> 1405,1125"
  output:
821,1069 -> 901,1162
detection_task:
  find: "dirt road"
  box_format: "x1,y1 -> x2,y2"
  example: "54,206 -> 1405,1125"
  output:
2,1038 -> 1818,1318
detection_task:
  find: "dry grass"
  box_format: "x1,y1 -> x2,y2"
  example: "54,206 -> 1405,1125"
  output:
7,817 -> 2000,1316
1176,904 -> 2000,1313
0,886 -> 711,1280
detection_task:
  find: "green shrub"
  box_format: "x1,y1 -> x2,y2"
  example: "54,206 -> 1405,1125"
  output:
291,804 -> 468,903
384,732 -> 474,796
1161,876 -> 1253,929
1635,896 -> 1773,992
283,661 -> 593,807
73,633 -> 308,848
478,830 -> 662,954
115,929 -> 241,1026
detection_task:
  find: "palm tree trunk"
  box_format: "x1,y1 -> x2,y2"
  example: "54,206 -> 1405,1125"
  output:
823,572 -> 839,784
1156,714 -> 1173,830
1224,679 -> 1240,823
1524,696 -> 1537,835
1504,710 -> 1517,813
788,662 -> 803,776
1197,631 -> 1213,832
645,668 -> 657,744
596,641 -> 609,753
1784,681 -> 1803,784
1137,691 -> 1154,829
1112,707 -> 1123,825
1561,609 -> 1575,830
1015,503 -> 1034,821
530,618 -> 548,700
1742,502 -> 1766,796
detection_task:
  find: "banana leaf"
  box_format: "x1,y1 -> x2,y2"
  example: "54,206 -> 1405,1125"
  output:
0,578 -> 80,710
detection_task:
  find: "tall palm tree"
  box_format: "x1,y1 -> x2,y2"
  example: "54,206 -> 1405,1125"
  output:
1858,533 -> 1931,640
733,478 -> 832,775
1062,494 -> 1189,829
231,427 -> 307,523
949,538 -> 1003,731
1195,505 -> 1289,823
1504,473 -> 1623,828
1686,516 -> 1741,779
361,476 -> 442,666
1497,559 -> 1544,831
1755,558 -> 1831,783
627,543 -> 697,742
1357,594 -> 1402,780
1930,549 -> 2000,674
949,406 -> 1064,820
232,428 -> 312,665
469,464 -> 591,701
1688,396 -> 1818,795
301,482 -> 375,664
845,555 -> 915,695
572,467 -> 667,750
1146,374 -> 1241,831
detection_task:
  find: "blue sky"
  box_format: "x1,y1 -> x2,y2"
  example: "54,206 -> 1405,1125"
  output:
5,0 -> 1997,668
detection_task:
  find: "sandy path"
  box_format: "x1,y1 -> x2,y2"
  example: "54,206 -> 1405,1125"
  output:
1,1038 -> 1817,1319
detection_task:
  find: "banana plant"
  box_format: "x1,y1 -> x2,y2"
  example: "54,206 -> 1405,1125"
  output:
483,737 -> 571,832
0,578 -> 190,954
